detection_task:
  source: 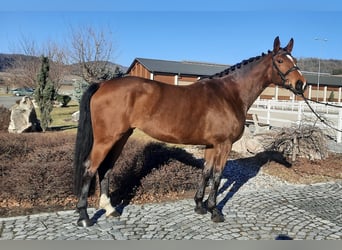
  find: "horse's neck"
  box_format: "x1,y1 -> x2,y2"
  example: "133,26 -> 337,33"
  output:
228,55 -> 273,113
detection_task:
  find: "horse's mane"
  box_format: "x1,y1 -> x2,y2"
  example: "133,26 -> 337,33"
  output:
204,50 -> 273,79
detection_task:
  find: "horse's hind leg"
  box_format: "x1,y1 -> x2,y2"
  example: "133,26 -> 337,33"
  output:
98,163 -> 117,217
76,166 -> 96,227
98,129 -> 133,217
76,136 -> 124,227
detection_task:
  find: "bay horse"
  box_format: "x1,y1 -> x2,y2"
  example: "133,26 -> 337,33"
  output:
73,36 -> 306,227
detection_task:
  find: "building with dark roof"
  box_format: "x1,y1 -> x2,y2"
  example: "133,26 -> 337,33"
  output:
126,58 -> 342,102
127,58 -> 228,85
298,71 -> 342,102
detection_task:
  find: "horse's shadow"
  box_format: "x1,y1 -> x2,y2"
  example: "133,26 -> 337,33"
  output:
107,142 -> 203,213
104,142 -> 291,219
216,151 -> 291,212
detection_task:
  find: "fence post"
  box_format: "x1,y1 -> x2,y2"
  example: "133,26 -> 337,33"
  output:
267,100 -> 271,124
337,109 -> 342,143
297,101 -> 302,122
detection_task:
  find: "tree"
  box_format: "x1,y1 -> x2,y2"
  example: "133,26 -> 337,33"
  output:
34,56 -> 55,132
73,79 -> 89,103
328,91 -> 335,102
68,25 -> 118,83
332,69 -> 342,75
114,66 -> 124,78
8,37 -> 68,92
43,41 -> 69,93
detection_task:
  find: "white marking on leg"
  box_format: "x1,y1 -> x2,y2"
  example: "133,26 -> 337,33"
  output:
99,194 -> 115,217
84,159 -> 91,169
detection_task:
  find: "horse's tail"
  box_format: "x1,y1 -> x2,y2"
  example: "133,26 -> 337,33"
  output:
73,83 -> 100,196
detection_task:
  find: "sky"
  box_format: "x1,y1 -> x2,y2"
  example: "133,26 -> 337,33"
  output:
1,0 -> 342,67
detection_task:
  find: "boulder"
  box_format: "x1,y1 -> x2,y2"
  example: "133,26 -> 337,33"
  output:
71,111 -> 79,122
8,96 -> 42,133
232,126 -> 264,156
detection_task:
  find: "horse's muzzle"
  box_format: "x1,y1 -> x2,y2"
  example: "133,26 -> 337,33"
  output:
295,80 -> 306,94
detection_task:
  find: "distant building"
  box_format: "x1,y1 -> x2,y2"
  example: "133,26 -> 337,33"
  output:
301,71 -> 342,102
126,58 -> 228,86
126,58 -> 342,102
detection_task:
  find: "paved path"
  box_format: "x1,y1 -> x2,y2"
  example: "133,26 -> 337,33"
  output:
1,181 -> 341,240
0,96 -> 22,109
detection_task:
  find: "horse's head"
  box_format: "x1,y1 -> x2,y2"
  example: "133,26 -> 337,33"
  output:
271,36 -> 307,95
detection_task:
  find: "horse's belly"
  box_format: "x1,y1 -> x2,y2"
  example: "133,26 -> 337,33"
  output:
137,117 -> 229,146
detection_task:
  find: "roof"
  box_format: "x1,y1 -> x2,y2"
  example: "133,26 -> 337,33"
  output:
302,72 -> 342,87
127,58 -> 229,76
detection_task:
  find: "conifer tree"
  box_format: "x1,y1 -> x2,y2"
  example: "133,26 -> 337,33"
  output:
34,56 -> 55,132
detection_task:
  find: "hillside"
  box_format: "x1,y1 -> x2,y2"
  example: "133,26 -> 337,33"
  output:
1,53 -> 342,77
0,53 -> 128,77
0,53 -> 39,72
297,58 -> 342,74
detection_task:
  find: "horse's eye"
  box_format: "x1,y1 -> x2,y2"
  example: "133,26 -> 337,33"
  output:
277,59 -> 283,63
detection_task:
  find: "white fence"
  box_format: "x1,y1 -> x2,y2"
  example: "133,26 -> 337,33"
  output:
248,100 -> 342,143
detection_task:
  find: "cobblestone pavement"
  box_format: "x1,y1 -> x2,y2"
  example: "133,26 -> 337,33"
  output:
1,181 -> 341,240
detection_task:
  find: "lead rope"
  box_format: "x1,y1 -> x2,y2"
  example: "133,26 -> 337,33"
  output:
300,94 -> 342,133
300,96 -> 342,108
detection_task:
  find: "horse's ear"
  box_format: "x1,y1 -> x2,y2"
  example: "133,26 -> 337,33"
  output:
273,36 -> 280,53
285,38 -> 294,53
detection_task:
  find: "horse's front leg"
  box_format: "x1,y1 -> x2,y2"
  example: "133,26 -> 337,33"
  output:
194,147 -> 215,215
207,171 -> 225,222
206,143 -> 231,223
194,162 -> 212,214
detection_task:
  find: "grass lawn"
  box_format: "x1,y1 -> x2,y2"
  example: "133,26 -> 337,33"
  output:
35,100 -> 79,133
50,102 -> 79,132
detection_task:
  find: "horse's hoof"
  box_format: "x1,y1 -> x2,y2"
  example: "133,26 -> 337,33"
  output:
211,210 -> 224,223
194,206 -> 207,215
77,218 -> 94,227
107,210 -> 121,217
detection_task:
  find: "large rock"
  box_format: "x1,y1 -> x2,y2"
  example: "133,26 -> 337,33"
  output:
232,126 -> 264,156
71,111 -> 79,122
8,96 -> 42,133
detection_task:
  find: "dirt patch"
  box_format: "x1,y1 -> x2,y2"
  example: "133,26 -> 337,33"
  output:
0,132 -> 341,218
263,152 -> 342,184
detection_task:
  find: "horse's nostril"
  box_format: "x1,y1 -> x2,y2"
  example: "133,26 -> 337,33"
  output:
295,80 -> 304,91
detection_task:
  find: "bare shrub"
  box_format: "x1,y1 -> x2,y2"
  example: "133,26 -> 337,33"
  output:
138,160 -> 202,196
108,141 -> 203,205
0,105 -> 10,132
265,123 -> 328,162
0,133 -> 75,209
0,132 -> 203,216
